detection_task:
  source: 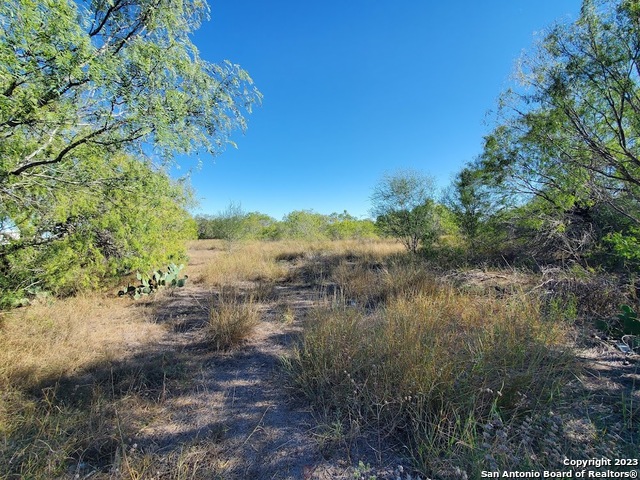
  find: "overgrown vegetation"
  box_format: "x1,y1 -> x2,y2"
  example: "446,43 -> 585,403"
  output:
2,0 -> 640,477
452,0 -> 640,270
285,245 -> 638,477
290,292 -> 573,475
0,154 -> 197,307
0,293 -> 171,478
1,240 -> 637,478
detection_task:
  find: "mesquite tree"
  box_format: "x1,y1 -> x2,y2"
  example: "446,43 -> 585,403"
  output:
0,0 -> 260,303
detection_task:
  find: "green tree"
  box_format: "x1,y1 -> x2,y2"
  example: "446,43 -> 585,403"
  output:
281,210 -> 328,240
243,212 -> 278,239
479,0 -> 640,264
0,0 -> 260,190
0,0 -> 259,303
216,201 -> 247,245
1,153 -> 196,305
443,165 -> 500,250
371,170 -> 439,253
195,209 -> 278,241
195,214 -> 218,239
326,211 -> 378,240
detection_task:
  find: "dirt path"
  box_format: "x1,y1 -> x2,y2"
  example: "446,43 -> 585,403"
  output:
132,282 -> 401,480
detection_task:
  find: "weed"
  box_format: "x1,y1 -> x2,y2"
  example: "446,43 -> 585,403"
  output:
618,305 -> 640,335
545,293 -> 578,323
0,288 -> 225,479
249,280 -> 279,302
275,301 -> 296,324
199,241 -> 292,285
311,417 -> 348,458
353,460 -> 376,480
2,239 -> 636,478
206,288 -> 260,351
198,239 -> 403,287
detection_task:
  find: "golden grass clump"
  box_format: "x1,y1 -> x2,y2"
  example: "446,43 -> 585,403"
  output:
206,289 -> 261,351
0,293 -> 169,478
289,280 -> 574,476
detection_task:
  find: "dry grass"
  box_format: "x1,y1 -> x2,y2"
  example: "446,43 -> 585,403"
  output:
196,240 -> 291,285
101,440 -> 225,480
330,256 -> 437,307
194,239 -> 403,286
2,239 -> 634,478
0,294 -> 164,391
0,239 -> 404,478
206,288 -> 261,351
288,264 -> 578,477
0,292 -> 178,479
0,288 -> 228,479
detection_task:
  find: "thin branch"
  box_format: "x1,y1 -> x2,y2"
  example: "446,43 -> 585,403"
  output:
10,126 -> 108,176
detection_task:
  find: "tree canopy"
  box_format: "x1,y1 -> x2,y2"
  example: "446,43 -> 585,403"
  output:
481,0 -> 640,221
1,0 -> 260,204
371,170 -> 439,253
474,0 -> 640,266
0,0 -> 260,305
195,208 -> 377,242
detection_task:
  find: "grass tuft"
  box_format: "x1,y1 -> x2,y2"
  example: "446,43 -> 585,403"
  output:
206,288 -> 261,351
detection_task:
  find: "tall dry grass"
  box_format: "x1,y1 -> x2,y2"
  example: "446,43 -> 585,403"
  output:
5,239 -> 622,478
330,255 -> 438,307
195,240 -> 292,285
206,288 -> 261,351
0,295 -> 163,390
288,271 -> 576,476
195,239 -> 403,286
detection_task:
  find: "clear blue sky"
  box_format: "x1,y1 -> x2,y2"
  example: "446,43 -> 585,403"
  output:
177,0 -> 582,220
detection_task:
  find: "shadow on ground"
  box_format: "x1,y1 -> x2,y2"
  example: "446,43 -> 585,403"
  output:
2,281 -> 341,479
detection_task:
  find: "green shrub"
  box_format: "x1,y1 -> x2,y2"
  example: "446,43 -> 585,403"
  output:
0,155 -> 196,306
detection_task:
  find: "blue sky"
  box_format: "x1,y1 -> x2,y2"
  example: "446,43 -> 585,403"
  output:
179,0 -> 582,220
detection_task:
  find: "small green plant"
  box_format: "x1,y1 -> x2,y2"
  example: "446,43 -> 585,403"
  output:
309,418 -> 347,457
546,294 -> 578,323
618,304 -> 640,335
596,304 -> 640,337
353,460 -> 376,480
119,263 -> 188,299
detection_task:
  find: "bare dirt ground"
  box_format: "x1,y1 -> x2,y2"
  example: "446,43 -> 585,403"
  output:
143,283 -> 327,479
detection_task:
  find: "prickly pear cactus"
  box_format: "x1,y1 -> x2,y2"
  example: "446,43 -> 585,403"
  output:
118,264 -> 188,299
